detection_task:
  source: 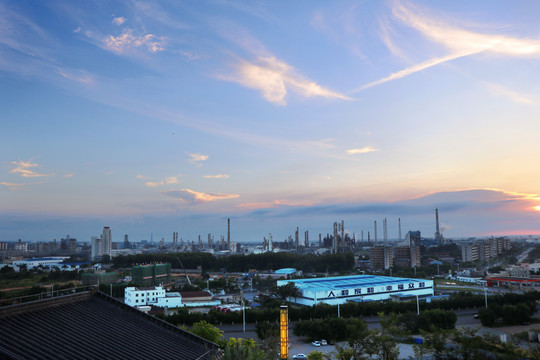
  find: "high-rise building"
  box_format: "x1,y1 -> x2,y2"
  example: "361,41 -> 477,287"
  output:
124,234 -> 130,249
370,246 -> 393,271
461,243 -> 479,262
91,236 -> 103,260
102,227 -> 112,256
406,231 -> 422,247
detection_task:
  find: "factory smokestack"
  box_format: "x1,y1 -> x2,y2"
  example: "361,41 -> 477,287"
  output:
227,218 -> 230,251
434,209 -> 441,244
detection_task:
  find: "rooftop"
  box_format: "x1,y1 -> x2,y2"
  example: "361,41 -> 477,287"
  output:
0,290 -> 219,360
283,275 -> 428,291
180,291 -> 212,298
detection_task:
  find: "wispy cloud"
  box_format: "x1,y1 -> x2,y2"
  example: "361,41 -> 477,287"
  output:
64,173 -> 75,178
238,199 -> 315,211
112,17 -> 127,26
188,153 -> 209,167
164,189 -> 239,203
346,146 -> 380,155
144,176 -> 180,187
356,52 -> 470,91
203,174 -> 230,179
103,28 -> 166,54
357,1 -> 540,91
392,2 -> 540,57
483,81 -> 536,105
9,160 -> 54,178
223,56 -> 351,105
57,69 -> 94,85
0,182 -> 25,191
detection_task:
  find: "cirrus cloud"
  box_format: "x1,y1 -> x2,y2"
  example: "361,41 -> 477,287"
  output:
163,188 -> 239,203
346,146 -> 380,155
237,199 -> 315,211
222,56 -> 351,105
144,176 -> 180,187
112,17 -> 126,26
103,28 -> 166,54
357,1 -> 540,92
203,174 -> 230,179
9,160 -> 54,178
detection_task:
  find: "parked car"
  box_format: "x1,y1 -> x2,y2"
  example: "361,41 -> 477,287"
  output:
320,339 -> 327,346
293,354 -> 307,359
473,314 -> 479,319
311,341 -> 321,347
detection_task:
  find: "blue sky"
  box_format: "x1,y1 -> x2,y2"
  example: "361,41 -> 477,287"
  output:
1,0 -> 540,243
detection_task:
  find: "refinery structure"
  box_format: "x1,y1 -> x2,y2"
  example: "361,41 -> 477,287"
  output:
2,208 -> 517,275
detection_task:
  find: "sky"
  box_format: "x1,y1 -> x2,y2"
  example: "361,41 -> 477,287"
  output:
1,0 -> 540,244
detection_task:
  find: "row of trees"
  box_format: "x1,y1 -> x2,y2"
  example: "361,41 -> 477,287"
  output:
158,291 -> 540,327
479,301 -> 536,326
187,312 -> 540,360
113,252 -> 355,273
293,309 -> 457,343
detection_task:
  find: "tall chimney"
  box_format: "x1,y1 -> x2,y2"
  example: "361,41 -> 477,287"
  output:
227,218 -> 231,250
435,209 -> 441,244
398,218 -> 402,242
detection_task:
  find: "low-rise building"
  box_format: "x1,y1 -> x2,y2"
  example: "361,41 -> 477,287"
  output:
277,275 -> 434,306
124,287 -> 219,308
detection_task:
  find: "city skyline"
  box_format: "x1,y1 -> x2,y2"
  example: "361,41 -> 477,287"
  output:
2,1 -> 540,242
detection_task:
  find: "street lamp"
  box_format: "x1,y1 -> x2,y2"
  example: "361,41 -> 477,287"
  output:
416,294 -> 420,315
242,299 -> 246,333
484,287 -> 488,308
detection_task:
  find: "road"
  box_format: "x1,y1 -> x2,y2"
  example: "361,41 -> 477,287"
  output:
218,308 -> 484,358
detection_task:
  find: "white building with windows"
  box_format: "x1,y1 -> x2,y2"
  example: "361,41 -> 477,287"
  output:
124,286 -> 220,308
277,275 -> 434,306
124,286 -> 183,308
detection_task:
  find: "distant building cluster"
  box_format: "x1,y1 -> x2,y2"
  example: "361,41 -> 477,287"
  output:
369,231 -> 422,271
461,237 -> 511,262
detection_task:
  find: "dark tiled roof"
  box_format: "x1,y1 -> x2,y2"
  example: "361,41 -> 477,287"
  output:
180,291 -> 212,298
0,290 -> 220,360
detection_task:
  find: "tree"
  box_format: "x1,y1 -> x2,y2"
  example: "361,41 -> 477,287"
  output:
276,283 -> 301,303
453,327 -> 481,360
334,344 -> 355,360
307,351 -> 325,360
374,333 -> 399,360
419,329 -> 454,360
189,321 -> 224,346
221,338 -> 266,360
255,321 -> 278,340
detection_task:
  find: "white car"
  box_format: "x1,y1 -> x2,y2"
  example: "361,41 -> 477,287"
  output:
312,341 -> 321,347
293,354 -> 307,360
320,339 -> 327,346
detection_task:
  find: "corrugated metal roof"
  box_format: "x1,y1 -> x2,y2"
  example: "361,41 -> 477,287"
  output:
0,290 -> 220,360
285,275 -> 426,290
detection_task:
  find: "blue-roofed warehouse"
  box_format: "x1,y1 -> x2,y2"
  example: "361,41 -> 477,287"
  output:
276,275 -> 434,306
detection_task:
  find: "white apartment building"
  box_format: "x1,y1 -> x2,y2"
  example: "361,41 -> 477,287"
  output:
124,286 -> 183,308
